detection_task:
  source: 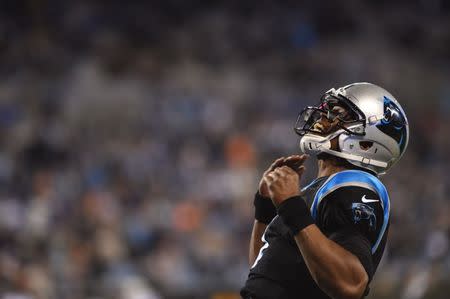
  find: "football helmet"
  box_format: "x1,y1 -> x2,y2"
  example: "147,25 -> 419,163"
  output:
294,82 -> 409,175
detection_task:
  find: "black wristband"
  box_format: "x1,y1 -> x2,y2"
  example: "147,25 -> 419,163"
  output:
277,196 -> 314,235
254,192 -> 277,224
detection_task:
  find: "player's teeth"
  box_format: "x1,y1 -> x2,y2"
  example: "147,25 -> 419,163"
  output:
313,123 -> 324,131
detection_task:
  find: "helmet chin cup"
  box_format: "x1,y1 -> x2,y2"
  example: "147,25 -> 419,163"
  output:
299,130 -> 389,172
300,134 -> 331,155
299,130 -> 342,155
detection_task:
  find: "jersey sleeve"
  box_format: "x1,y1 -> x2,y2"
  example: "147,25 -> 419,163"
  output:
312,170 -> 391,281
317,185 -> 383,239
318,186 -> 383,280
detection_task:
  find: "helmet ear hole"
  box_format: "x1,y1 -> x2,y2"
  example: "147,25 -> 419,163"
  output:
359,141 -> 373,151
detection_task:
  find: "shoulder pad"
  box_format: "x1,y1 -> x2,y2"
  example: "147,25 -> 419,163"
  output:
310,170 -> 390,254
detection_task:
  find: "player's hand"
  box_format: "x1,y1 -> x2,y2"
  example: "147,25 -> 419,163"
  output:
264,165 -> 307,207
258,155 -> 307,197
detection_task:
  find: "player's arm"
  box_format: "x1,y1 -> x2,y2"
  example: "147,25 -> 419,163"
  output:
249,219 -> 268,266
248,155 -> 308,265
265,167 -> 369,299
293,225 -> 368,299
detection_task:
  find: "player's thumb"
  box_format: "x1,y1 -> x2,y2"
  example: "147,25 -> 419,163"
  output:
295,165 -> 306,176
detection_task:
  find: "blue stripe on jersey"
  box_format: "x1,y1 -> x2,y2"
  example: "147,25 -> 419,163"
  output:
310,170 -> 390,254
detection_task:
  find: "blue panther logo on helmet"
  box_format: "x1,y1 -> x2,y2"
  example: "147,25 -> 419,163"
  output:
376,96 -> 407,152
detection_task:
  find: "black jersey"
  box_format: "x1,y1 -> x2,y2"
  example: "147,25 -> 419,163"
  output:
241,170 -> 390,299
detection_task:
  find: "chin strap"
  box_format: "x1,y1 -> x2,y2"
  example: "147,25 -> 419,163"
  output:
300,132 -> 389,169
319,147 -> 388,168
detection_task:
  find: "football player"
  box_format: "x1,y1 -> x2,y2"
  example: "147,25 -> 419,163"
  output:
240,83 -> 409,299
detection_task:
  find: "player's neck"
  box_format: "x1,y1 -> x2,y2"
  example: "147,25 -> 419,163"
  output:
317,159 -> 348,178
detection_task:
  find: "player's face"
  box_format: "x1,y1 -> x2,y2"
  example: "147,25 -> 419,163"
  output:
312,105 -> 352,135
294,96 -> 362,137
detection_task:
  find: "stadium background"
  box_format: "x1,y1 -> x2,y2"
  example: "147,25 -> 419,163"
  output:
0,1 -> 449,298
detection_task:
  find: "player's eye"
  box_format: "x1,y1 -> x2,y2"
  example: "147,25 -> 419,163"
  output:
325,106 -> 344,121
329,105 -> 355,122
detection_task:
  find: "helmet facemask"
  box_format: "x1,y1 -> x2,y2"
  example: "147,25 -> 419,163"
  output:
294,92 -> 366,138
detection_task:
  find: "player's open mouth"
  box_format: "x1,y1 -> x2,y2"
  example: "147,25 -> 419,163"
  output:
312,123 -> 324,132
311,120 -> 338,135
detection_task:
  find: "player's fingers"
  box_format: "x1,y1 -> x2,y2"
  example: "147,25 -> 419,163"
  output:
295,165 -> 306,176
283,155 -> 302,163
268,157 -> 286,172
280,165 -> 295,172
284,154 -> 308,169
264,158 -> 285,175
290,155 -> 309,170
276,166 -> 297,177
269,169 -> 284,179
263,175 -> 275,186
292,154 -> 308,165
272,169 -> 287,180
283,155 -> 302,167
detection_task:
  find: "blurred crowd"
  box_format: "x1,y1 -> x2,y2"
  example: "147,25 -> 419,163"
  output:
0,1 -> 449,299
